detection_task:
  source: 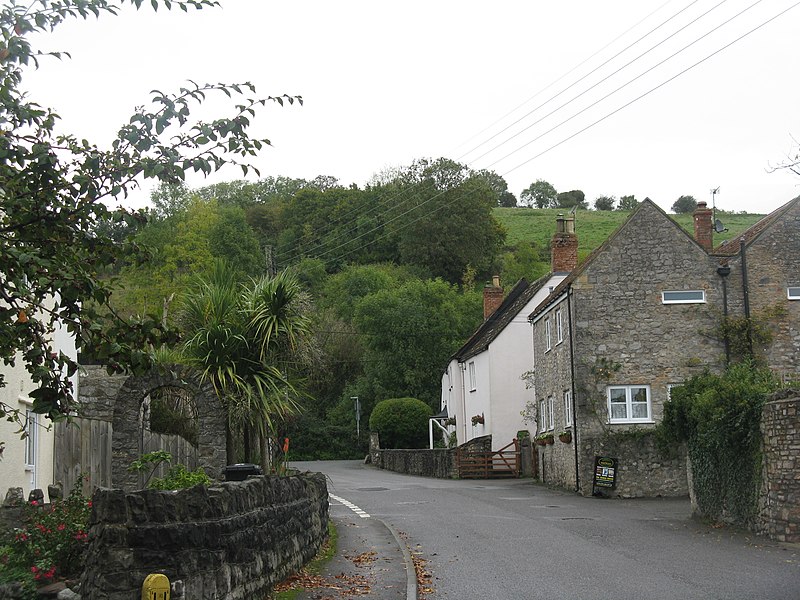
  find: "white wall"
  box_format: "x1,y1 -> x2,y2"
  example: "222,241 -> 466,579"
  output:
0,298 -> 77,499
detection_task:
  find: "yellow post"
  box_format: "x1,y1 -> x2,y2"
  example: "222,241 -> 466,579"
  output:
141,573 -> 170,600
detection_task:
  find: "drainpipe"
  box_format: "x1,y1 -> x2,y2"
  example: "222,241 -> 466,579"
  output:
566,285 -> 580,493
739,239 -> 753,356
717,264 -> 731,365
459,362 -> 467,443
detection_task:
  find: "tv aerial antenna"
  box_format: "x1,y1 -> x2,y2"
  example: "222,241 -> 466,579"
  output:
710,187 -> 727,234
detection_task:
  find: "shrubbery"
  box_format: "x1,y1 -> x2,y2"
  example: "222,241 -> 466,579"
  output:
0,486 -> 91,598
656,362 -> 779,524
369,397 -> 432,449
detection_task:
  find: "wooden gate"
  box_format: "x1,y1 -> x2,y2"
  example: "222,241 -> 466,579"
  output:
456,439 -> 520,479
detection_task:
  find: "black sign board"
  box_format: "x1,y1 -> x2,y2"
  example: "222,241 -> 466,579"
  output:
593,456 -> 617,490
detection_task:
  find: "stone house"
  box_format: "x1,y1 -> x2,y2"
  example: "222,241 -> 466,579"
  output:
439,216 -> 574,450
527,197 -> 800,497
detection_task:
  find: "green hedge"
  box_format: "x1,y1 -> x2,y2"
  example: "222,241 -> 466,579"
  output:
369,397 -> 432,449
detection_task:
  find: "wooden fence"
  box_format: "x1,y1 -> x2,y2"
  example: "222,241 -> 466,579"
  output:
55,418 -> 197,494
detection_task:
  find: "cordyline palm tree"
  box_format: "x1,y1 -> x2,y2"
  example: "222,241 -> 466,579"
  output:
178,261 -> 312,470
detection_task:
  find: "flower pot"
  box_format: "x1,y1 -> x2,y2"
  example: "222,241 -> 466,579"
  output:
545,436 -> 555,445
559,433 -> 572,443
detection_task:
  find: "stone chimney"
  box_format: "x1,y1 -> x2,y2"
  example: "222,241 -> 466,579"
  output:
483,275 -> 503,320
551,214 -> 578,273
693,201 -> 713,251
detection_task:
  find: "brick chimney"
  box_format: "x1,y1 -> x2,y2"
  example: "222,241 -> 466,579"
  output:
693,201 -> 713,251
551,214 -> 578,273
483,275 -> 503,320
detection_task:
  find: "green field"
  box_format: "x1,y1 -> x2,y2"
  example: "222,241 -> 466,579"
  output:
494,207 -> 764,260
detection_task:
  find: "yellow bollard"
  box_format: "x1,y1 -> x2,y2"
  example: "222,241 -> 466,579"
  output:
142,573 -> 170,600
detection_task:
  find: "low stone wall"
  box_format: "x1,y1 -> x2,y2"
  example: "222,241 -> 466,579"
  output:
757,394 -> 800,542
80,473 -> 328,600
377,448 -> 456,478
579,434 -> 689,498
374,435 -> 492,478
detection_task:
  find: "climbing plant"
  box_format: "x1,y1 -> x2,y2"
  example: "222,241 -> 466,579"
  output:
707,304 -> 786,365
655,362 -> 779,525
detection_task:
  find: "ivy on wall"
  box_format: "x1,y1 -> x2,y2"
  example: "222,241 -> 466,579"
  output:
655,362 -> 779,524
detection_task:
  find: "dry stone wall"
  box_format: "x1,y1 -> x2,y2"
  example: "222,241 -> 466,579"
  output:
757,394 -> 800,542
80,473 -> 328,600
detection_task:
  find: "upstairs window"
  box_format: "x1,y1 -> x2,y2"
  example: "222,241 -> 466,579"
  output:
788,287 -> 800,300
556,309 -> 564,344
545,318 -> 552,352
662,290 -> 705,304
468,361 -> 477,391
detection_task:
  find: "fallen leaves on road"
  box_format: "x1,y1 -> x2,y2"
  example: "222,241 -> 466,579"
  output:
272,569 -> 372,598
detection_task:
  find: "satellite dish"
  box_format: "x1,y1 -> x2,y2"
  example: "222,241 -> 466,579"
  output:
714,219 -> 728,233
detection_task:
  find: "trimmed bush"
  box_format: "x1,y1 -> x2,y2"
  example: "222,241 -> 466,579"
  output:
369,397 -> 432,449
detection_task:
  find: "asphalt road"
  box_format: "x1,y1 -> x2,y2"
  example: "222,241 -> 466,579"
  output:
294,460 -> 800,600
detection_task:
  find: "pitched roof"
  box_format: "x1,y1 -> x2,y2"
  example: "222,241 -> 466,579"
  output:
712,195 -> 800,257
452,274 -> 551,363
527,199 -> 702,321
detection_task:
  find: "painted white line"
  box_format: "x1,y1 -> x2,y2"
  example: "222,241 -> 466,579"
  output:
330,493 -> 371,518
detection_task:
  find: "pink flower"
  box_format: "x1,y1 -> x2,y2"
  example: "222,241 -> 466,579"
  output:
57,523 -> 66,531
30,500 -> 38,506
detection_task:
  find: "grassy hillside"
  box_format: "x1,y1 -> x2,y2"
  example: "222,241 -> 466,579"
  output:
494,207 -> 764,261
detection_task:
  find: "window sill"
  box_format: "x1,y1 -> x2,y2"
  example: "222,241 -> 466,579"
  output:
607,420 -> 654,425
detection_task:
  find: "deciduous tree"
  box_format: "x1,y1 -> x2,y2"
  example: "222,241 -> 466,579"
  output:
520,179 -> 557,208
672,195 -> 698,214
0,0 -> 300,424
594,195 -> 616,211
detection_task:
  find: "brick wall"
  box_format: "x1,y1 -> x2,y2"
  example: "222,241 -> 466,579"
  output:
80,473 -> 328,600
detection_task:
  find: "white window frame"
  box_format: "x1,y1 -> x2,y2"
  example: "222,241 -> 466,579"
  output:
468,361 -> 477,392
556,309 -> 564,344
539,398 -> 546,433
607,385 -> 652,424
24,409 -> 37,470
662,290 -> 705,304
547,395 -> 555,431
563,390 -> 573,427
545,318 -> 552,352
788,287 -> 800,300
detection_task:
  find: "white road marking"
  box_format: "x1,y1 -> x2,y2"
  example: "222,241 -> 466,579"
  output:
330,493 -> 371,518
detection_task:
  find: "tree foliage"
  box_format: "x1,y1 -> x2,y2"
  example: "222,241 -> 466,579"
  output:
617,195 -> 639,211
368,397 -> 432,449
0,0 -> 300,423
594,195 -> 616,211
520,179 -> 557,208
556,189 -> 587,209
672,195 -> 698,214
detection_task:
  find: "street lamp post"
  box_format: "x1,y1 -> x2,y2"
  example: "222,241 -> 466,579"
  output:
351,396 -> 361,439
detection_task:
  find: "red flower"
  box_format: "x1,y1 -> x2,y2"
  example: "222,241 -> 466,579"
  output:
57,523 -> 66,531
283,437 -> 290,453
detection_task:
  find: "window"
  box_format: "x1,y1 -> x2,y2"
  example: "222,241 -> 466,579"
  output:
547,396 -> 555,430
563,390 -> 572,427
788,287 -> 800,300
24,410 -> 36,469
662,290 -> 705,304
468,361 -> 476,391
545,318 -> 552,351
539,398 -> 546,432
556,309 -> 564,344
607,385 -> 652,423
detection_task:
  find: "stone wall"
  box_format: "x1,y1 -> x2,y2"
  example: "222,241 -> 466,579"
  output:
80,473 -> 328,600
579,434 -> 689,498
757,394 -> 800,542
373,435 -> 493,478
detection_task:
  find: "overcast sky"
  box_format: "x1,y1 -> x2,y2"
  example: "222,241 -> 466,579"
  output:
24,0 -> 800,215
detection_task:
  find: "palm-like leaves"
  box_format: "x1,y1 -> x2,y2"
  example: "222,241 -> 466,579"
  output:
178,262 -> 312,454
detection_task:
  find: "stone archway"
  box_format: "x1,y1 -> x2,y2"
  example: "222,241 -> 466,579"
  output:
110,367 -> 226,491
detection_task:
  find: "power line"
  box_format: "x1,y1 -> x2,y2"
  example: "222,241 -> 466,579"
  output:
275,2 -> 697,265
321,0 -> 798,267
